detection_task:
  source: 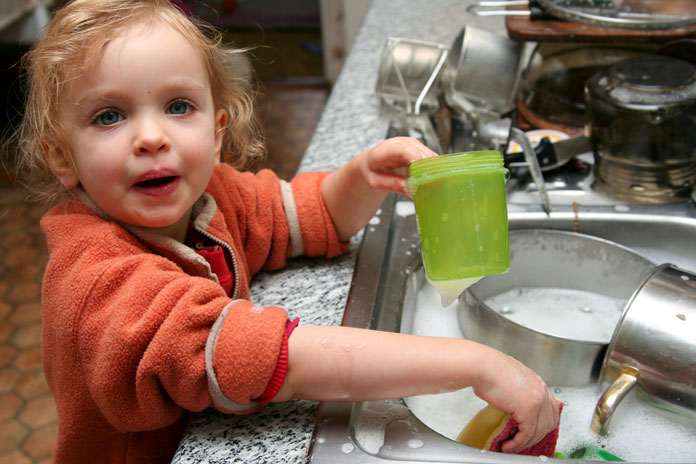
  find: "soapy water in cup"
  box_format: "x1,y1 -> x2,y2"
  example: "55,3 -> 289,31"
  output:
403,281 -> 696,462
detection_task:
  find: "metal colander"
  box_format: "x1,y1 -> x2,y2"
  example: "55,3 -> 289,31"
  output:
376,37 -> 449,115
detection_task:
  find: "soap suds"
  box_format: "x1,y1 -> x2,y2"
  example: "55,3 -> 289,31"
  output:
395,201 -> 416,217
404,279 -> 696,462
354,404 -> 410,454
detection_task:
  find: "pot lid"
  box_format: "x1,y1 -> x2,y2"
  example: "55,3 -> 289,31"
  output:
587,55 -> 696,108
537,0 -> 696,30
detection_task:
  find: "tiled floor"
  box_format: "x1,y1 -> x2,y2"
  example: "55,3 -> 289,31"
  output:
0,33 -> 328,464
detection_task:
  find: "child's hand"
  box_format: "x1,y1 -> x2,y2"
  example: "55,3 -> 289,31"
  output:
322,136 -> 437,241
472,348 -> 561,453
360,137 -> 438,196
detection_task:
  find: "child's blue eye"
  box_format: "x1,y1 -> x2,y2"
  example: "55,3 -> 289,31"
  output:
96,110 -> 123,126
168,101 -> 190,115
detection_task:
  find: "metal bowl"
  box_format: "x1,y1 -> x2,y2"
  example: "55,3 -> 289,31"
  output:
458,229 -> 655,386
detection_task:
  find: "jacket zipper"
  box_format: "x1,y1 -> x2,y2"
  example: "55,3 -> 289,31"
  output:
195,228 -> 240,300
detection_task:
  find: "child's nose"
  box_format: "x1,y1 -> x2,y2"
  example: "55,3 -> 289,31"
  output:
133,114 -> 171,155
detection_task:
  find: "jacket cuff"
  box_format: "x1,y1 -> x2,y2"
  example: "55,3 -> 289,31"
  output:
289,172 -> 349,259
255,318 -> 300,404
205,300 -> 288,412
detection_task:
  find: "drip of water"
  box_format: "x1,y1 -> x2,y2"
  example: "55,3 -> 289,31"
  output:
428,276 -> 482,307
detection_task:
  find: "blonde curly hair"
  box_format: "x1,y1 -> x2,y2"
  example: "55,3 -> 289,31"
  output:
15,0 -> 265,203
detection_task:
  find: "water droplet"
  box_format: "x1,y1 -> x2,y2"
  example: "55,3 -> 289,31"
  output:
442,212 -> 449,222
407,439 -> 424,449
554,388 -> 562,394
582,306 -> 592,313
500,307 -> 514,314
341,443 -> 354,453
340,343 -> 353,352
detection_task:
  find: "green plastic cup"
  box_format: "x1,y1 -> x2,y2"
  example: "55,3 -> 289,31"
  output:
408,151 -> 510,305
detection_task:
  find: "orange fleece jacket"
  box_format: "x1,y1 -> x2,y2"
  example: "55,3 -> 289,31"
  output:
40,165 -> 347,464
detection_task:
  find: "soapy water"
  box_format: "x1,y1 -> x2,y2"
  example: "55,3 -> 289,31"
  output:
354,403 -> 411,454
484,287 -> 625,343
404,280 -> 696,462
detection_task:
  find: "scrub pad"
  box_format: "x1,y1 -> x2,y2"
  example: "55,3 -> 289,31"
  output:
456,402 -> 564,457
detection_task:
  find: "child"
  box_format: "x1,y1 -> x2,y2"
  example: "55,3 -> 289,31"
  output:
15,1 -> 560,463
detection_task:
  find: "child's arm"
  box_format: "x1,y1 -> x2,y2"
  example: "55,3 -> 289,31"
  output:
321,137 -> 438,241
274,325 -> 560,454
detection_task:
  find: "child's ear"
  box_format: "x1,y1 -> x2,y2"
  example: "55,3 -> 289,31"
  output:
42,141 -> 79,189
214,109 -> 228,164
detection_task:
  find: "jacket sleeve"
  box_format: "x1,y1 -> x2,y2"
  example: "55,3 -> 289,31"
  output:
206,166 -> 349,275
41,213 -> 288,431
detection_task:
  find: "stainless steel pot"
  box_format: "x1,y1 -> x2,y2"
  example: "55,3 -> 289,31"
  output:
586,54 -> 696,203
458,229 -> 655,386
443,25 -> 523,122
591,263 -> 696,436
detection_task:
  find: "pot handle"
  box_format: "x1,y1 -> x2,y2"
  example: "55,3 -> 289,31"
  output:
591,366 -> 639,436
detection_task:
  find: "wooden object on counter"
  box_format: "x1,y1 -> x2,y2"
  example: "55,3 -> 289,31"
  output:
505,6 -> 696,43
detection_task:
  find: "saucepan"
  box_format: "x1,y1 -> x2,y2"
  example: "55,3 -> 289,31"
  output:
591,263 -> 696,436
518,53 -> 696,203
458,229 -> 655,387
586,54 -> 696,203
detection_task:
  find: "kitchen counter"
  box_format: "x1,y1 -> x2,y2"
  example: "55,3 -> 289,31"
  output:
172,1 -> 504,462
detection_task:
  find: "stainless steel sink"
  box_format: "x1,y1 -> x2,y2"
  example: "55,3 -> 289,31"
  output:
307,183 -> 696,463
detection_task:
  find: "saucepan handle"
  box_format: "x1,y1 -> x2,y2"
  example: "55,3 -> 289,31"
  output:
591,365 -> 639,436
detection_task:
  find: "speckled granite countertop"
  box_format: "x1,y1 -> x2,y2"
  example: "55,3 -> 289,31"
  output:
172,1 -> 503,462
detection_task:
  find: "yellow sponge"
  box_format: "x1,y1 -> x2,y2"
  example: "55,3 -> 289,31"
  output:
456,401 -> 563,457
456,405 -> 511,449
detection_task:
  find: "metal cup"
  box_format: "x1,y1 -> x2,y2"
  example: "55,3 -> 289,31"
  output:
592,263 -> 696,436
443,26 -> 523,120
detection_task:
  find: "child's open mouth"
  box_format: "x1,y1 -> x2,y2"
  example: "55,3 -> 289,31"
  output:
136,176 -> 177,188
133,174 -> 181,196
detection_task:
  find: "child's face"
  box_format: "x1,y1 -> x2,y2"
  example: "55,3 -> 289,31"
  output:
51,21 -> 226,237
